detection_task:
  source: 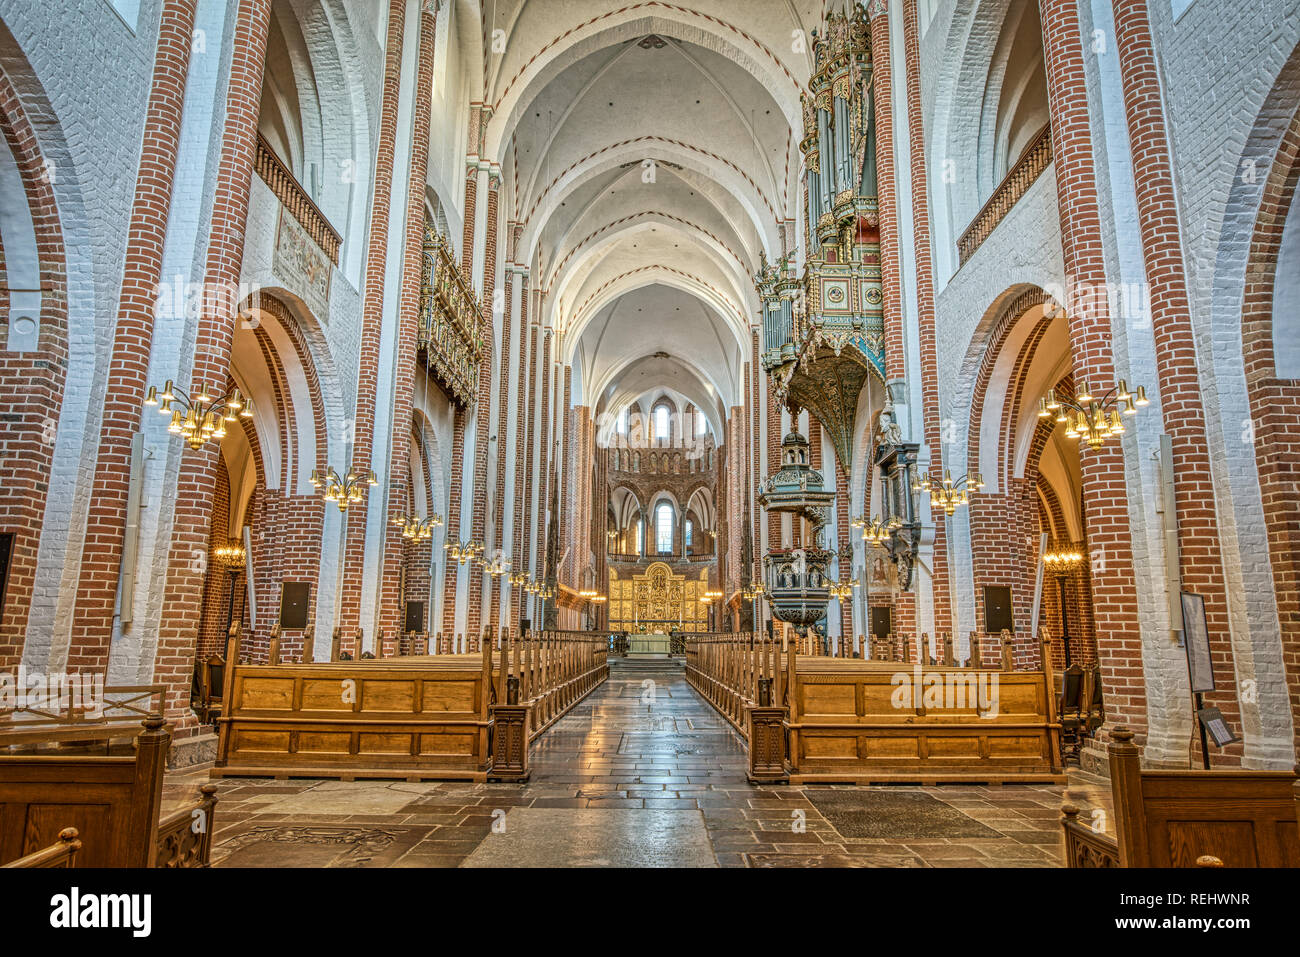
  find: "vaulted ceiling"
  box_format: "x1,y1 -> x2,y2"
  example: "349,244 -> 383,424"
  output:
471,0 -> 824,436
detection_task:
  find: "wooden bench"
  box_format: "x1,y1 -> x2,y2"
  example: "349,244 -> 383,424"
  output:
687,631 -> 1065,785
0,717 -> 218,867
1062,727 -> 1300,867
214,628 -> 608,783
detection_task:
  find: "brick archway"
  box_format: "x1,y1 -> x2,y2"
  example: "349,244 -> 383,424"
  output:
0,67 -> 69,668
1242,99 -> 1300,753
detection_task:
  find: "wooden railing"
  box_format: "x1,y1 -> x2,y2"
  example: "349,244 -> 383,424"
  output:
0,683 -> 165,747
254,133 -> 342,264
1061,806 -> 1120,867
957,124 -> 1053,266
838,630 -> 1018,668
2,828 -> 81,868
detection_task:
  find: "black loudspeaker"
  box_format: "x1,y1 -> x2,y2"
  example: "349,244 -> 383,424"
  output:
279,582 -> 311,629
404,600 -> 425,634
870,605 -> 892,640
983,586 -> 1014,633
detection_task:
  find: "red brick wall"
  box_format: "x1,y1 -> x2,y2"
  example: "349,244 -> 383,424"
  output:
1243,104 -> 1300,757
1112,0 -> 1240,761
466,172 -> 500,636
868,2 -> 905,382
70,0 -> 196,669
152,0 -> 270,729
1039,0 -> 1148,744
902,0 -> 952,633
377,3 -> 438,646
0,70 -> 69,669
338,0 -> 407,629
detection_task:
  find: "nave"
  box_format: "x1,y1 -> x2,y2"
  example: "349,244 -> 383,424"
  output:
161,657 -> 1098,868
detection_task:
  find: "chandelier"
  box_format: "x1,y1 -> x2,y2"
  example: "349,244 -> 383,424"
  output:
393,513 -> 443,541
444,539 -> 484,565
212,540 -> 245,566
913,469 -> 984,517
144,380 -> 254,450
827,577 -> 858,600
742,581 -> 766,603
483,554 -> 511,577
853,514 -> 899,547
1043,546 -> 1084,569
1038,380 -> 1148,450
311,466 -> 378,512
699,589 -> 724,604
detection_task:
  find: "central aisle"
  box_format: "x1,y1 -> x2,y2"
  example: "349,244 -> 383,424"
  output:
461,658 -> 749,866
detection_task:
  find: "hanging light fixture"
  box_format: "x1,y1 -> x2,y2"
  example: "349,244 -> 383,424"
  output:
144,379 -> 254,450
827,577 -> 858,600
311,466 -> 378,512
443,539 -> 484,566
1043,546 -> 1085,568
393,513 -> 443,541
860,515 -> 897,547
1038,380 -> 1148,451
212,540 -> 245,566
912,469 -> 984,517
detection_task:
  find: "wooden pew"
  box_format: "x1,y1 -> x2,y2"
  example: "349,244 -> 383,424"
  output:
0,717 -> 217,867
214,627 -> 608,783
686,630 -> 1065,786
2,827 -> 81,868
1062,727 -> 1300,867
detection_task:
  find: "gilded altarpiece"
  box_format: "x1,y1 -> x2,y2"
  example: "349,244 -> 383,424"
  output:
608,562 -> 709,634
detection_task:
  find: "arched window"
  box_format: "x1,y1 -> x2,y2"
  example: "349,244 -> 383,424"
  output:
617,407 -> 628,434
696,411 -> 706,436
685,519 -> 694,550
635,520 -> 643,555
655,502 -> 673,554
653,404 -> 670,443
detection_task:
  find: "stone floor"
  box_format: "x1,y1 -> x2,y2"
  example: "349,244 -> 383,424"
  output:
166,658 -> 1112,867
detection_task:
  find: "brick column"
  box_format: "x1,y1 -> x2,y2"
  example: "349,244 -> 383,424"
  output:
439,129 -> 483,635
489,236 -> 521,633
558,366 -> 574,580
902,0 -> 952,634
1039,0 -> 1149,743
1111,0 -> 1240,759
518,317 -> 539,623
337,0 -> 410,629
868,0 -> 906,382
751,330 -> 762,586
537,331 -> 554,595
439,407 -> 466,634
71,0 -> 197,669
466,169 -> 500,636
767,389 -> 781,546
377,1 -> 439,643
152,0 -> 270,725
